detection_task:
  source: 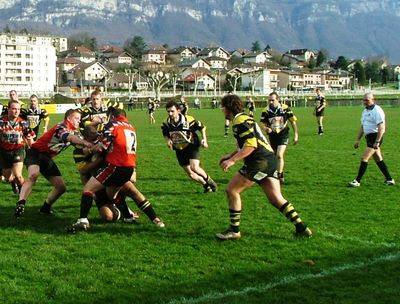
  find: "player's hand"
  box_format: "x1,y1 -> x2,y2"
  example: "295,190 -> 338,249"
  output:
83,140 -> 94,148
220,159 -> 235,172
353,141 -> 359,149
293,137 -> 299,145
167,139 -> 173,149
201,139 -> 208,148
219,154 -> 231,165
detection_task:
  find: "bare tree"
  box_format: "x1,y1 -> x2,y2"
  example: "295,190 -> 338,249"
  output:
124,68 -> 138,95
166,66 -> 181,96
145,70 -> 170,100
248,70 -> 263,95
227,69 -> 241,94
193,68 -> 204,96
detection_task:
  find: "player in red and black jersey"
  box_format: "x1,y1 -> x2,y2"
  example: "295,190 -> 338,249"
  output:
73,125 -> 164,229
14,109 -> 93,218
0,100 -> 35,194
161,100 -> 217,193
71,108 -> 164,231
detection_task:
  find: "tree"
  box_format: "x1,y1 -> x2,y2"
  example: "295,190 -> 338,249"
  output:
124,36 -> 147,62
227,55 -> 243,69
165,66 -> 181,96
316,49 -> 329,67
144,70 -> 170,100
334,56 -> 349,70
248,70 -> 263,95
381,67 -> 389,85
365,61 -> 382,83
226,70 -> 241,93
68,32 -> 98,50
251,41 -> 262,52
4,24 -> 11,33
307,57 -> 316,70
353,61 -> 366,86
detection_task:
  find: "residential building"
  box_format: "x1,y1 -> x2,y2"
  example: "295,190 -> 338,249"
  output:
56,57 -> 81,72
142,47 -> 166,65
241,69 -> 273,94
103,51 -> 133,65
285,49 -> 315,62
65,46 -> 96,63
167,47 -> 196,62
278,70 -> 304,90
302,72 -> 322,89
67,61 -> 109,82
183,72 -> 215,91
0,33 -> 61,93
197,47 -> 231,60
206,56 -> 228,69
179,58 -> 211,70
230,49 -> 248,58
243,51 -> 271,64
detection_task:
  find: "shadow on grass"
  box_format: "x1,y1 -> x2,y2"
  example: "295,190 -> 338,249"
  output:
0,205 -> 169,236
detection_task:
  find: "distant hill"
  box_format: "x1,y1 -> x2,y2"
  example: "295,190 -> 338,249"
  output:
1,0 -> 400,62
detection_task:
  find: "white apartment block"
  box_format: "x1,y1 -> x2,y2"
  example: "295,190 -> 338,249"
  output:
0,33 -> 66,94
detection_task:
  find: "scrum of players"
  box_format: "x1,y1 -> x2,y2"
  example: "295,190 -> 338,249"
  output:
0,90 -> 312,240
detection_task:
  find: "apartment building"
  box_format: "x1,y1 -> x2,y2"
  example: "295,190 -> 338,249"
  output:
0,33 -> 65,93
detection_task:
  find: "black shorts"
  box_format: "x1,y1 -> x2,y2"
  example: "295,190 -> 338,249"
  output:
0,147 -> 25,169
94,188 -> 110,209
315,109 -> 325,117
95,163 -> 134,187
239,154 -> 279,184
24,148 -> 61,179
365,133 -> 382,148
269,133 -> 289,151
175,144 -> 200,166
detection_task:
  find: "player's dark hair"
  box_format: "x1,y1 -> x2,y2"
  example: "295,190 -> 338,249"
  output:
165,100 -> 180,110
109,107 -> 126,118
221,94 -> 244,115
269,92 -> 279,99
7,100 -> 20,107
65,108 -> 81,120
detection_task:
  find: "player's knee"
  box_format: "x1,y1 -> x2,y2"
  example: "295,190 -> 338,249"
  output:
83,191 -> 95,198
57,184 -> 67,194
100,207 -> 115,222
28,173 -> 40,183
14,175 -> 24,184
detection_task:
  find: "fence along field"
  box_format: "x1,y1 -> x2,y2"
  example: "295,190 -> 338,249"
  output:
0,105 -> 399,303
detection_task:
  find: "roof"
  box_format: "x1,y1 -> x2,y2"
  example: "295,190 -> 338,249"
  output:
57,57 -> 81,64
286,49 -> 313,55
69,61 -> 108,73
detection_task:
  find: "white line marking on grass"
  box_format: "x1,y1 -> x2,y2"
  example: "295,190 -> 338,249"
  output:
319,231 -> 398,248
165,252 -> 400,304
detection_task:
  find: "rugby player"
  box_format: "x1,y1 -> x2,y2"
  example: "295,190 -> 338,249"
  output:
216,94 -> 312,240
14,109 -> 93,218
260,92 -> 299,183
0,100 -> 35,194
161,100 -> 217,193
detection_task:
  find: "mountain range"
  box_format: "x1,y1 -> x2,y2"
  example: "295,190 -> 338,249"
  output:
1,0 -> 400,63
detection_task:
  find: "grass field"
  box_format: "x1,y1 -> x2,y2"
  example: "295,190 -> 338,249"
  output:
1,103 -> 399,303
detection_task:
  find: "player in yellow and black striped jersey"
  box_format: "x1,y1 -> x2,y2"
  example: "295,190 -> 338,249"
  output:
215,94 -> 312,240
314,88 -> 326,135
161,100 -> 217,193
260,92 -> 299,182
79,90 -> 122,132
